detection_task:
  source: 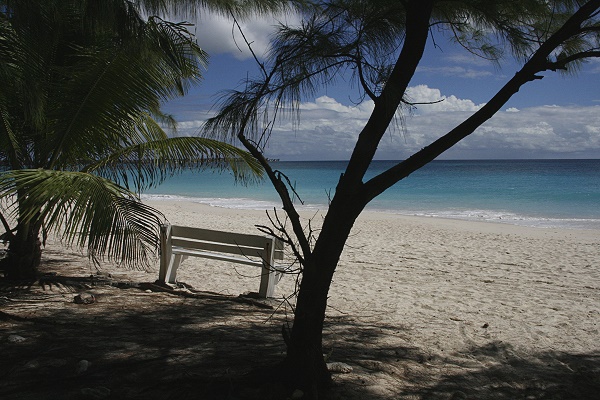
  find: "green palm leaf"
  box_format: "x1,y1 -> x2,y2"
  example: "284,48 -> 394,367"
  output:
46,17 -> 207,169
0,0 -> 274,277
85,135 -> 263,192
0,169 -> 164,269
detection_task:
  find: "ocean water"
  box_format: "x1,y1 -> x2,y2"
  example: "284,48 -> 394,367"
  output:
143,159 -> 600,230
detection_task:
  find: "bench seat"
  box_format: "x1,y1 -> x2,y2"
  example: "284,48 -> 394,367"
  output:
158,224 -> 285,297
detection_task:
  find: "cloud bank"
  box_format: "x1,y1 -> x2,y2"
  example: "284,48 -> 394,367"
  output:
173,85 -> 600,160
169,10 -> 600,160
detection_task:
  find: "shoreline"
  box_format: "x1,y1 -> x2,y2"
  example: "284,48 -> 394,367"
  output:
142,193 -> 600,231
141,158 -> 600,232
144,198 -> 600,239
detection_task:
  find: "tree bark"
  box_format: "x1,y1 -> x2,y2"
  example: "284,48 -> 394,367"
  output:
1,221 -> 42,280
283,264 -> 333,396
282,196 -> 364,398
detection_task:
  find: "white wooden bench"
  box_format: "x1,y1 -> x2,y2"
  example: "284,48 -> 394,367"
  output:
157,224 -> 285,298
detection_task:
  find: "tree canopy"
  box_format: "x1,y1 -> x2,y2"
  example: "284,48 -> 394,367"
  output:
204,0 -> 600,397
0,0 -> 267,277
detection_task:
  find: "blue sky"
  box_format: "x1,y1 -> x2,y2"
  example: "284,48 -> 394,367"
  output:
163,12 -> 600,161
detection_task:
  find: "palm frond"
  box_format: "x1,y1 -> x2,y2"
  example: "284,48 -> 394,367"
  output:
0,169 -> 165,269
0,0 -> 277,276
45,16 -> 207,169
84,132 -> 264,192
0,106 -> 21,170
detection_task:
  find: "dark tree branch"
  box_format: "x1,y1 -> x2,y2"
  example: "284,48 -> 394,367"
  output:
256,208 -> 306,266
237,124 -> 313,261
340,0 -> 435,188
548,50 -> 600,70
363,0 -> 600,202
228,22 -> 314,262
354,56 -> 377,100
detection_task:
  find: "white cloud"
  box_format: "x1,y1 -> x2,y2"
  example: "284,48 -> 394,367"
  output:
172,87 -> 600,160
406,85 -> 484,113
505,107 -> 520,113
586,124 -> 600,134
445,105 -> 600,158
300,96 -> 374,115
177,120 -> 205,131
192,11 -> 300,60
272,100 -> 600,160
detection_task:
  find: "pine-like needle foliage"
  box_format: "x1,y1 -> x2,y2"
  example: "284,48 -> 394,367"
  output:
205,0 -> 599,144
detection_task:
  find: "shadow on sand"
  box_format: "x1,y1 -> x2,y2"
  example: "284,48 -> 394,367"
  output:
1,276 -> 599,400
326,315 -> 600,399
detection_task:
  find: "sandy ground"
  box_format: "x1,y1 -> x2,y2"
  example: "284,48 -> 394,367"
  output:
1,200 -> 599,399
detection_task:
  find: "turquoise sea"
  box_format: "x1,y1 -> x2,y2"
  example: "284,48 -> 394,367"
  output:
143,159 -> 600,230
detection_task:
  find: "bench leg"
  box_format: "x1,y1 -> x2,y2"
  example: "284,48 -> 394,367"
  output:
166,254 -> 184,284
259,237 -> 279,298
258,264 -> 277,298
158,224 -> 172,283
158,260 -> 168,283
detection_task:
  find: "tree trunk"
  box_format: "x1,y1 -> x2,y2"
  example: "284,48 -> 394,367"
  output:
1,221 -> 42,280
283,197 -> 363,398
283,262 -> 334,397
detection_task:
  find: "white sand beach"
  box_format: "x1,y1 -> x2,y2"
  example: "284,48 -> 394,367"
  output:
144,200 -> 600,398
3,200 -> 599,399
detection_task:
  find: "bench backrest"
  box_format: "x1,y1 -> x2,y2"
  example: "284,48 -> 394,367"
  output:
169,225 -> 284,261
